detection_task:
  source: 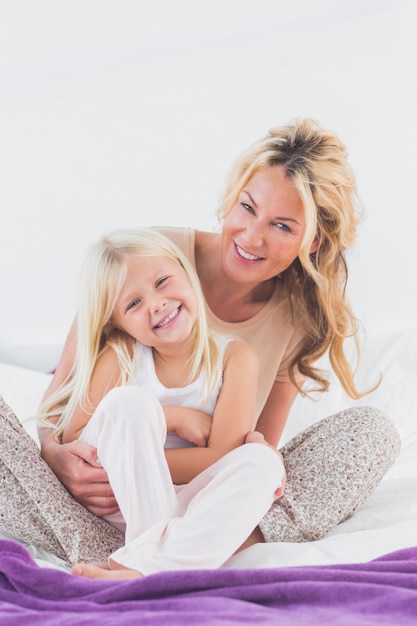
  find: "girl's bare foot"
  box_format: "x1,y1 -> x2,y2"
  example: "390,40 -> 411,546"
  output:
72,561 -> 142,580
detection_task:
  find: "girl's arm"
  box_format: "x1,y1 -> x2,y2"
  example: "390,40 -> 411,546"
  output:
165,340 -> 259,484
163,406 -> 212,447
61,347 -> 122,444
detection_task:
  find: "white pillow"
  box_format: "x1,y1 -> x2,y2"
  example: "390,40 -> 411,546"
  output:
0,363 -> 52,446
282,327 -> 417,478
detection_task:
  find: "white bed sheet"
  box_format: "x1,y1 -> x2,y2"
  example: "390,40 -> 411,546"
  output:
1,326 -> 416,571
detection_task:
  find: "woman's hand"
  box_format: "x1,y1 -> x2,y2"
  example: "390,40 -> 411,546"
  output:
163,406 -> 213,447
273,448 -> 286,501
40,434 -> 119,516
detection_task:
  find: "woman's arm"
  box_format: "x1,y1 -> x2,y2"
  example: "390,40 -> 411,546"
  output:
165,341 -> 259,484
40,319 -> 78,405
38,335 -> 121,516
255,380 -> 299,448
39,428 -> 118,515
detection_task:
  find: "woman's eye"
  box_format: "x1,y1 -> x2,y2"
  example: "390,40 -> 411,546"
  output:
241,203 -> 255,214
274,222 -> 291,233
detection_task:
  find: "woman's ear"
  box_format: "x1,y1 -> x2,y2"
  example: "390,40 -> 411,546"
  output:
309,233 -> 321,254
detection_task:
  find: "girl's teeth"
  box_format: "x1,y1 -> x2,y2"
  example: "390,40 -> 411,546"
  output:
157,308 -> 179,328
236,245 -> 259,261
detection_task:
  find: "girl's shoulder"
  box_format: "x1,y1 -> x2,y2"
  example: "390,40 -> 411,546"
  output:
220,340 -> 259,388
89,346 -> 123,398
96,337 -> 135,375
225,338 -> 258,362
96,344 -> 120,368
218,335 -> 258,370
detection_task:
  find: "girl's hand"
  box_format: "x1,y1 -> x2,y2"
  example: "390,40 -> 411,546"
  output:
164,406 -> 213,447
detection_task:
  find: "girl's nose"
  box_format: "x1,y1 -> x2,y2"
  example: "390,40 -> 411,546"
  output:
150,296 -> 167,313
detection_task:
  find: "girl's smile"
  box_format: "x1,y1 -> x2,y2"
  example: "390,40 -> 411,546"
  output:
153,305 -> 181,330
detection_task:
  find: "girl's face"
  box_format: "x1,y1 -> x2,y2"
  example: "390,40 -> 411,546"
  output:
221,166 -> 310,285
111,255 -> 199,352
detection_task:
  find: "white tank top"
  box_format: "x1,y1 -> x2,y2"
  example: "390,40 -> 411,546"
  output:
133,336 -> 230,448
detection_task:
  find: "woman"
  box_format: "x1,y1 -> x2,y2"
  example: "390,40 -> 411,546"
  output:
0,118 -> 400,562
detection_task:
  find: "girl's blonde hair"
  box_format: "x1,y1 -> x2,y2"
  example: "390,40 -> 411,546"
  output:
218,117 -> 370,398
38,228 -> 221,438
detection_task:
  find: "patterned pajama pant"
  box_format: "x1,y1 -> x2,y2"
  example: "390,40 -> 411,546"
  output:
0,395 -> 400,564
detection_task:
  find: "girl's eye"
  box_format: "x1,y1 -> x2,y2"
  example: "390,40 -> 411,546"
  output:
156,276 -> 168,288
126,298 -> 141,312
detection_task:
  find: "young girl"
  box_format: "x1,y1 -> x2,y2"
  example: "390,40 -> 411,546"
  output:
38,228 -> 284,579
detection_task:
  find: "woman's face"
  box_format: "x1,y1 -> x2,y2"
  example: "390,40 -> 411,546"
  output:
221,166 -> 308,285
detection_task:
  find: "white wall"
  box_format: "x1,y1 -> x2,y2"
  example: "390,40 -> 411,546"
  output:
1,0 -> 416,371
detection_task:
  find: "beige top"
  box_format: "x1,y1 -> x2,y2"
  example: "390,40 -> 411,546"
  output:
155,226 -> 307,421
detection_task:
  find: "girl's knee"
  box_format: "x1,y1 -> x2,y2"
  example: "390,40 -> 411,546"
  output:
101,385 -> 151,407
239,443 -> 284,491
98,386 -> 164,430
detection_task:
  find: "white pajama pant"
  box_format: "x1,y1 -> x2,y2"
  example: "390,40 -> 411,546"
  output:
79,386 -> 283,575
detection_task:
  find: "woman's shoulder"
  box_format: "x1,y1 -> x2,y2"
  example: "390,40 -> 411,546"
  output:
151,225 -> 193,246
150,225 -> 197,264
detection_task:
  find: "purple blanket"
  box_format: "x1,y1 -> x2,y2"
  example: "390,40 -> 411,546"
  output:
0,540 -> 416,625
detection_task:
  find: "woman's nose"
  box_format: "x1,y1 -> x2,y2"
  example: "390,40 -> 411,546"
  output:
242,220 -> 265,247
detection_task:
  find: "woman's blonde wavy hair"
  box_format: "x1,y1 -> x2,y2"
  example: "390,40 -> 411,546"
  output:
218,117 -> 373,398
38,228 -> 221,439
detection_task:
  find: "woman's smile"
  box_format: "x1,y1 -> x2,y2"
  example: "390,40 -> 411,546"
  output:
234,242 -> 264,262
